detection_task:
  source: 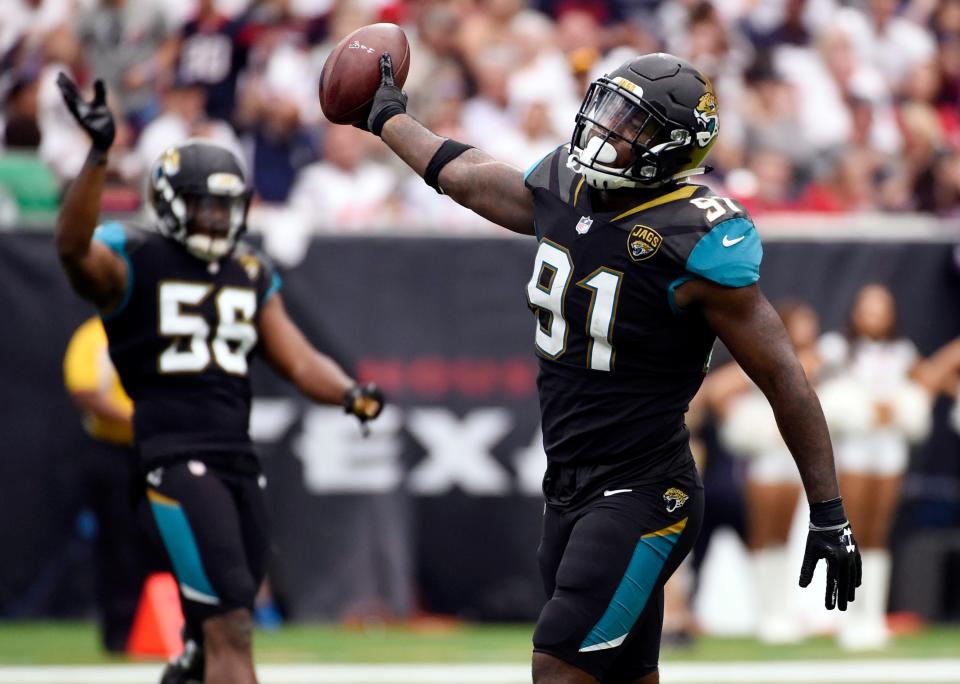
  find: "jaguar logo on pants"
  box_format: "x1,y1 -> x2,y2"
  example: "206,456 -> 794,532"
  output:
663,487 -> 689,512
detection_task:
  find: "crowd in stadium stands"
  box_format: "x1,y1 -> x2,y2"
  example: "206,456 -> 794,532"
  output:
3,0 -> 960,235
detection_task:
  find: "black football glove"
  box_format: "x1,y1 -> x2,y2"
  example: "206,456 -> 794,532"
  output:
361,53 -> 407,136
56,73 -> 115,152
343,383 -> 385,425
799,497 -> 862,611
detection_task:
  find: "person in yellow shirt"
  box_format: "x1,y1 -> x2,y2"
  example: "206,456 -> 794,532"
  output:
64,316 -> 148,653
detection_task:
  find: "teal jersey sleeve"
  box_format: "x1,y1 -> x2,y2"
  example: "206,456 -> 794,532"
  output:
262,270 -> 282,306
92,222 -> 134,320
684,216 -> 762,287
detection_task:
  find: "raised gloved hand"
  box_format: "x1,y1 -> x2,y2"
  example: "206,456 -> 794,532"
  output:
799,496 -> 862,610
56,73 -> 115,152
362,53 -> 408,136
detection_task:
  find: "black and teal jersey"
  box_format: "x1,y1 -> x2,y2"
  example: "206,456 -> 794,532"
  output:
523,145 -> 762,501
93,222 -> 282,468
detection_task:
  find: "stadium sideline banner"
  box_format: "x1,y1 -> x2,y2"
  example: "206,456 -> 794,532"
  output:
1,233 -> 958,620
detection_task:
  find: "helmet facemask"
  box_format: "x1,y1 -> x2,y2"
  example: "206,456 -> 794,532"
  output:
149,151 -> 252,262
568,77 -> 698,190
180,192 -> 250,261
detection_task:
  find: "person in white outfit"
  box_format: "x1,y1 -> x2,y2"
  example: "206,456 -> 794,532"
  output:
711,301 -> 823,643
818,284 -> 933,650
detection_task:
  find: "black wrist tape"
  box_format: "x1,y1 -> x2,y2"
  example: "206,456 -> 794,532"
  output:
424,139 -> 473,194
810,496 -> 847,528
370,100 -> 406,136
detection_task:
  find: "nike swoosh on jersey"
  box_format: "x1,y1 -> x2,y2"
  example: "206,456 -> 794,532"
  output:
603,489 -> 633,496
722,235 -> 746,247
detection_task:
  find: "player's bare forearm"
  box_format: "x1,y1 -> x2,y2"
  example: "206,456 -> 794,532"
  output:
56,147 -> 106,260
687,281 -> 840,503
379,114 -> 535,234
259,295 -> 354,405
55,147 -> 126,307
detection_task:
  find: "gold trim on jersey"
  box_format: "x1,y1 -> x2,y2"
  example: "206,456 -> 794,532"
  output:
573,176 -> 586,206
610,185 -> 699,223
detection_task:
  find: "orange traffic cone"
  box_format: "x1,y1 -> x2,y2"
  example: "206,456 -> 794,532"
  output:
127,572 -> 184,658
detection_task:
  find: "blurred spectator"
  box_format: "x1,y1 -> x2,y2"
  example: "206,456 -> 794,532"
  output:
461,48 -> 515,148
3,0 -> 960,224
174,0 -> 253,123
799,146 -> 881,212
818,284 -> 933,650
716,301 -> 825,644
728,150 -> 799,214
35,29 -> 89,182
834,0 -> 936,90
238,85 -> 317,203
136,80 -> 240,178
738,55 -> 806,162
0,115 -> 60,225
75,0 -> 176,130
781,26 -> 900,156
0,0 -> 73,58
288,124 -> 397,232
63,316 -> 150,654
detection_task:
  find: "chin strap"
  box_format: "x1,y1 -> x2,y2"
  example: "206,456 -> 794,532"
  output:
668,166 -> 711,181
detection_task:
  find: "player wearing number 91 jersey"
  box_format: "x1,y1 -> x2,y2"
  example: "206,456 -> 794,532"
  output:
55,74 -> 384,684
356,50 -> 860,684
524,146 -> 760,505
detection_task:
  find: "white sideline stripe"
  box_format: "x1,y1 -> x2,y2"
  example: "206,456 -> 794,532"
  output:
1,661 -> 960,683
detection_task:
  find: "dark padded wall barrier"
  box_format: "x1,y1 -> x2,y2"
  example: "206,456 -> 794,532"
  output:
1,232 -> 957,619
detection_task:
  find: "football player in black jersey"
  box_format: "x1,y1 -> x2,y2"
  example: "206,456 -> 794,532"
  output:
54,75 -> 383,684
353,53 -> 862,683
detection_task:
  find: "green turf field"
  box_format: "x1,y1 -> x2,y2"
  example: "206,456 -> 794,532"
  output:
1,622 -> 959,665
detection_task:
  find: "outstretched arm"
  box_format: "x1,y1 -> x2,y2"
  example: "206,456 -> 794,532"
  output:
379,115 -> 535,234
258,294 -> 383,420
54,75 -> 126,311
679,279 -> 861,610
682,282 -> 838,502
362,54 -> 534,235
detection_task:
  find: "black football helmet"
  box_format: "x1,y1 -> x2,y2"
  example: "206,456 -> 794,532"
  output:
568,53 -> 720,190
148,140 -> 252,261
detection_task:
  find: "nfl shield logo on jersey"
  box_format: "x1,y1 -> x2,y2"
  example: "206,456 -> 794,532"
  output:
575,216 -> 593,235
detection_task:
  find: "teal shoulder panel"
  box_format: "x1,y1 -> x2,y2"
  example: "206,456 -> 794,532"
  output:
262,271 -> 283,305
92,221 -> 127,254
685,217 -> 762,287
92,222 -> 134,320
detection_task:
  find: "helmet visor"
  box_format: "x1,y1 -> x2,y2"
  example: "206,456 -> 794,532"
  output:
576,83 -> 664,166
183,193 -> 248,237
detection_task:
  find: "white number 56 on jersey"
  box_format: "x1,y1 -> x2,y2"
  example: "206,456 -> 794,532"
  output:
158,282 -> 257,375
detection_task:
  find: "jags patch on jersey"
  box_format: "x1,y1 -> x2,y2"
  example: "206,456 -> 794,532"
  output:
627,225 -> 663,262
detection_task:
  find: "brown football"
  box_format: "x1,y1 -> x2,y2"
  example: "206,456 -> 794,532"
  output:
318,23 -> 410,125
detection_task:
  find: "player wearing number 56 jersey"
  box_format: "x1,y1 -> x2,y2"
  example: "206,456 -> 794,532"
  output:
356,51 -> 861,683
54,74 -> 384,684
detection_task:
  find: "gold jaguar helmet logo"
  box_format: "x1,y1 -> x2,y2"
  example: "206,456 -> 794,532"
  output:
694,92 -> 719,148
663,487 -> 689,513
